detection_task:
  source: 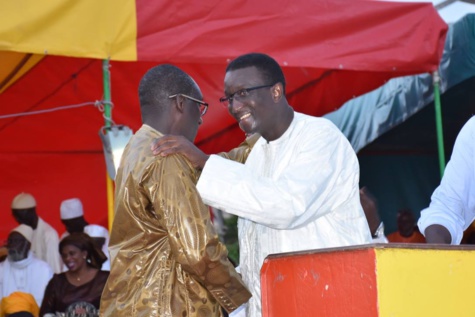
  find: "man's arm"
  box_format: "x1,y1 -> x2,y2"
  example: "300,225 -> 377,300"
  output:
150,133 -> 260,169
359,187 -> 381,236
149,156 -> 251,313
197,120 -> 358,229
424,224 -> 452,244
418,117 -> 475,244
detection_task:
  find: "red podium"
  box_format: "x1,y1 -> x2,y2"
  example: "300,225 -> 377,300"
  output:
261,244 -> 475,317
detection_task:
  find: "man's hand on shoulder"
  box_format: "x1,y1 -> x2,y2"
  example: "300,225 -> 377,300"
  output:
151,135 -> 209,170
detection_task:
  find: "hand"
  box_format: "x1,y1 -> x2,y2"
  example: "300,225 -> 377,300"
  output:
359,187 -> 381,235
151,135 -> 209,169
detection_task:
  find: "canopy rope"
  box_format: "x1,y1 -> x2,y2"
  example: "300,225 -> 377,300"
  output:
0,100 -> 114,120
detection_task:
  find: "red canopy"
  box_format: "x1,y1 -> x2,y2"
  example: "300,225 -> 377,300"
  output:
0,0 -> 447,239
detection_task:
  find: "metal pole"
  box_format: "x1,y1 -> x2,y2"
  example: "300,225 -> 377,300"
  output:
102,59 -> 115,230
433,70 -> 446,178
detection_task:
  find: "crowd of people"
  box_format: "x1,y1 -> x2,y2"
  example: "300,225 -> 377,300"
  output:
1,52 -> 473,317
1,195 -> 110,317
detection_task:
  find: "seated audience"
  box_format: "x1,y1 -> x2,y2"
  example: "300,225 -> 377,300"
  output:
59,198 -> 110,268
387,209 -> 426,243
83,225 -> 110,271
11,193 -> 61,274
39,233 -> 108,317
0,225 -> 53,306
0,292 -> 39,317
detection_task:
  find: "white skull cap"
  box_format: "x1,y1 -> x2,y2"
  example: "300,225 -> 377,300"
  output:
60,198 -> 84,220
11,193 -> 36,209
84,224 -> 108,238
11,224 -> 33,243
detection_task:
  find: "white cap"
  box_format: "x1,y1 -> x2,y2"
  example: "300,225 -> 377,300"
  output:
60,198 -> 84,220
84,224 -> 108,239
11,193 -> 36,209
11,224 -> 33,243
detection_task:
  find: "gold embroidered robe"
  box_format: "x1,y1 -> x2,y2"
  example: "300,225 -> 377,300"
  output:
100,125 -> 252,317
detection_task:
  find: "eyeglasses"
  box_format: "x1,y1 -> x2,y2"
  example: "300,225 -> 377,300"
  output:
219,84 -> 274,107
169,94 -> 208,116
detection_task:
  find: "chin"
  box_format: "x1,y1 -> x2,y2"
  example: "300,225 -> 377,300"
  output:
242,127 -> 257,137
239,121 -> 258,136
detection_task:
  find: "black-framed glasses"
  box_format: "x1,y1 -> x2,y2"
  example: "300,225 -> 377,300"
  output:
169,94 -> 208,116
219,84 -> 274,107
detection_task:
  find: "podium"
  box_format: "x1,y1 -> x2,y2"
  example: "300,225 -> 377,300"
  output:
261,244 -> 475,317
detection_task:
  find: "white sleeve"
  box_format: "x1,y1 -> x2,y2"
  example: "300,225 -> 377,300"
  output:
197,124 -> 359,229
229,303 -> 247,317
418,116 -> 475,244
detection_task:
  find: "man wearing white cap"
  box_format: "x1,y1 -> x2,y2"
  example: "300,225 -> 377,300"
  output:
84,224 -> 111,270
59,198 -> 110,270
11,193 -> 62,274
0,225 -> 54,306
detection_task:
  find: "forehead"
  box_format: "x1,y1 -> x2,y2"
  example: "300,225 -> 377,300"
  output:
61,244 -> 82,252
224,66 -> 264,90
12,209 -> 33,217
398,212 -> 414,220
62,217 -> 82,225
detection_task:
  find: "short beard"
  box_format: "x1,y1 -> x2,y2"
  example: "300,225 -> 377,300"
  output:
8,245 -> 28,262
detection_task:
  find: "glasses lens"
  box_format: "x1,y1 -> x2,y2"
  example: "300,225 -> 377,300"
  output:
196,103 -> 207,116
201,104 -> 207,116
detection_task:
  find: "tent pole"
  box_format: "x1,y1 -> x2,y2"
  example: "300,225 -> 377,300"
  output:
102,59 -> 115,231
433,70 -> 446,178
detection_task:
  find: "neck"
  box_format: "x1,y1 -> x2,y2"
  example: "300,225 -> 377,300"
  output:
144,116 -> 171,135
31,217 -> 39,229
69,265 -> 90,282
262,106 -> 294,142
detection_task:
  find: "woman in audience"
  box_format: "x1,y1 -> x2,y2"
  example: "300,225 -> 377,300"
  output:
39,233 -> 108,317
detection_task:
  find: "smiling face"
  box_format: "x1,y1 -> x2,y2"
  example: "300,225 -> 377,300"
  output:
224,66 -> 277,138
61,244 -> 87,272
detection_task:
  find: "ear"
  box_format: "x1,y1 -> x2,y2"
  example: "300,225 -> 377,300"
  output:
271,83 -> 283,103
176,95 -> 185,113
174,95 -> 186,114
